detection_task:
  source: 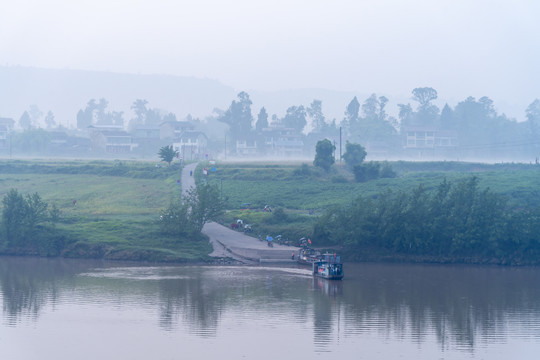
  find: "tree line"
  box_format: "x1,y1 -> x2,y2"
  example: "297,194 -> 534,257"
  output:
313,139 -> 396,181
217,88 -> 540,159
76,98 -> 177,130
0,189 -> 64,255
313,177 -> 540,265
10,87 -> 540,161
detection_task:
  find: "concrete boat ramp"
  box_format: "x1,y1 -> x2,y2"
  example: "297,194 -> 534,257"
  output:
183,163 -> 299,264
203,222 -> 299,264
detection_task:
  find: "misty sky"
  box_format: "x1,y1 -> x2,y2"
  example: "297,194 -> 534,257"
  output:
1,0 -> 539,118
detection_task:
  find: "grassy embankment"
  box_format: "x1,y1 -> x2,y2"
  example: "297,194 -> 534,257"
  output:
2,159 -> 538,263
204,160 -> 540,247
0,159 -> 212,262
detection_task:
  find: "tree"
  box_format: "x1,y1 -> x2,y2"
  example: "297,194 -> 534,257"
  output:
158,145 -> 178,166
129,99 -> 172,129
131,99 -> 149,126
146,108 -> 164,125
160,183 -> 223,237
185,183 -> 224,234
343,96 -> 360,132
163,112 -> 177,123
109,111 -> 124,127
342,141 -> 367,169
313,139 -> 335,171
95,98 -> 109,125
2,189 -> 26,246
256,107 -> 269,131
282,105 -> 307,132
526,99 -> 540,124
12,129 -> 51,153
526,99 -> 540,159
526,100 -> 540,134
411,87 -> 439,126
439,103 -> 454,130
159,198 -> 191,236
412,87 -> 438,109
2,189 -> 49,247
218,91 -> 253,144
307,99 -> 326,133
378,96 -> 389,122
398,103 -> 414,128
453,96 -> 500,152
348,94 -> 398,144
362,94 -> 379,121
77,99 -> 97,129
353,162 -> 380,182
28,105 -> 43,127
44,111 -> 56,129
19,111 -> 32,130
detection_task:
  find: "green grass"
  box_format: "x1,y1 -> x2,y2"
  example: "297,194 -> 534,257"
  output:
2,159 -> 539,261
201,160 -> 540,244
205,161 -> 540,210
0,159 -> 205,262
0,173 -> 177,215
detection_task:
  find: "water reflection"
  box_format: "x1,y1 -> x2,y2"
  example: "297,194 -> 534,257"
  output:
340,263 -> 540,351
1,257 -> 540,358
0,257 -> 95,325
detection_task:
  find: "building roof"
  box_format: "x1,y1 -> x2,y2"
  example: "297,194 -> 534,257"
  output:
178,131 -> 207,140
134,125 -> 160,130
99,130 -> 131,137
160,120 -> 194,128
0,117 -> 15,126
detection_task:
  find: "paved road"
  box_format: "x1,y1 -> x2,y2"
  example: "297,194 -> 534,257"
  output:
181,162 -> 299,264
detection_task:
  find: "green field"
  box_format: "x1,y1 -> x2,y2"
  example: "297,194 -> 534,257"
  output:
205,161 -> 540,211
0,159 -> 212,262
1,159 -> 539,263
201,161 -> 540,248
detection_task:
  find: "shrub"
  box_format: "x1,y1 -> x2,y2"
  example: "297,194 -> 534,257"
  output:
293,163 -> 312,177
380,162 -> 397,178
265,207 -> 289,224
331,175 -> 348,183
353,162 -> 380,182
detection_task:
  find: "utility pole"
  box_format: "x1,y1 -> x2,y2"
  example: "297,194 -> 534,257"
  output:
220,178 -> 223,201
339,126 -> 342,162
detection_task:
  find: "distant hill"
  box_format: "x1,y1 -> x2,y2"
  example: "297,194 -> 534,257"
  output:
0,66 -> 236,127
0,66 -> 374,129
2,66 -> 522,131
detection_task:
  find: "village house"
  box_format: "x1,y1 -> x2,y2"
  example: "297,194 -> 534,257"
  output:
261,126 -> 304,157
173,131 -> 208,160
402,126 -> 458,158
88,126 -> 135,153
235,139 -> 258,156
160,121 -> 195,139
0,118 -> 15,150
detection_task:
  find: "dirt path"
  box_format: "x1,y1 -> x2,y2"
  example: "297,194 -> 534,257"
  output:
181,162 -> 298,264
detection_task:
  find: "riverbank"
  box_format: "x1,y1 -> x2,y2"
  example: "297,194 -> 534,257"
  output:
0,159 -> 299,264
1,159 -> 538,266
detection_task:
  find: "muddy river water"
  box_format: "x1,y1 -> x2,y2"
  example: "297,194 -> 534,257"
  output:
1,257 -> 539,359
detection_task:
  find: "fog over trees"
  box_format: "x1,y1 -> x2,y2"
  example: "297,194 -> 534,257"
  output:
0,67 -> 539,163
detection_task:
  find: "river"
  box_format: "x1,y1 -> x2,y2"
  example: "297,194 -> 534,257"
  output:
1,257 -> 539,359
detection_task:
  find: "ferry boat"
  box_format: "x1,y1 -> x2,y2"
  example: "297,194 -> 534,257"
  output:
297,247 -> 321,265
312,253 -> 344,280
